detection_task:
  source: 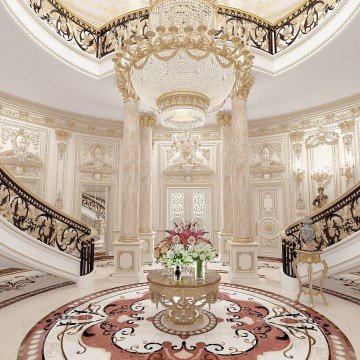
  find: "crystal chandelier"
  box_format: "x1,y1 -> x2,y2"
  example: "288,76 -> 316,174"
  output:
113,0 -> 254,130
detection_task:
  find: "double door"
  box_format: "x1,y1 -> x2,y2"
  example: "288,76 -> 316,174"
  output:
167,187 -> 211,236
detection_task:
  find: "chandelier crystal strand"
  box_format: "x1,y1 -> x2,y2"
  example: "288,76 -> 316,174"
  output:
113,0 -> 254,130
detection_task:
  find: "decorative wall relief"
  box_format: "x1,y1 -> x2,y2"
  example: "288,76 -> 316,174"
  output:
0,121 -> 48,196
0,127 -> 42,176
166,133 -> 211,172
79,143 -> 115,181
54,129 -> 70,209
305,126 -> 339,148
250,142 -> 285,182
339,120 -> 356,190
306,125 -> 340,205
289,131 -> 305,219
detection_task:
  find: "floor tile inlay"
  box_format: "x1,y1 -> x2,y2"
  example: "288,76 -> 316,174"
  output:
17,282 -> 356,360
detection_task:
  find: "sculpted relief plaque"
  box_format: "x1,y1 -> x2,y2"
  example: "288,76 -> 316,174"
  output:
250,142 -> 285,182
0,126 -> 43,178
80,142 -> 115,181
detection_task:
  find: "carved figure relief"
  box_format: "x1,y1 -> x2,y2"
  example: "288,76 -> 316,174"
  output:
250,142 -> 285,182
0,126 -> 42,177
80,143 -> 115,181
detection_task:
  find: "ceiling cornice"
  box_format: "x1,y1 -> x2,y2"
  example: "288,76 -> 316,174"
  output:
0,91 -> 123,138
249,92 -> 360,128
1,91 -> 359,140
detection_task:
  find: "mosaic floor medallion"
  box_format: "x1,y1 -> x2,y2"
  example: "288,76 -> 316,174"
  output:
18,283 -> 356,360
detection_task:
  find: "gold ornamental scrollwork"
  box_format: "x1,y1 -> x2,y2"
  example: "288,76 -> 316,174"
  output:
216,111 -> 231,127
231,65 -> 254,101
139,114 -> 157,129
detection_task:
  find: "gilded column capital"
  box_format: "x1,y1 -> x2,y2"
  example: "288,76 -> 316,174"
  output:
55,129 -> 70,142
339,119 -> 355,134
231,52 -> 254,101
113,57 -> 139,102
139,114 -> 157,129
216,111 -> 232,128
289,130 -> 305,142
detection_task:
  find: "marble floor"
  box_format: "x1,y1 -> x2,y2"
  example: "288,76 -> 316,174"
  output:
0,259 -> 359,359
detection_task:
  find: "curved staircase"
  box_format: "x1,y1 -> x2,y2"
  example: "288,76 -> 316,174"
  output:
281,182 -> 360,290
0,164 -> 96,288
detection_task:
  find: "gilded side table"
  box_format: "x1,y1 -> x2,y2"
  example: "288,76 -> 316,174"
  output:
292,250 -> 328,308
147,269 -> 221,325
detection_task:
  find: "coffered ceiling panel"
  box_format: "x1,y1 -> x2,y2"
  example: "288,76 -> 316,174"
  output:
59,0 -> 304,27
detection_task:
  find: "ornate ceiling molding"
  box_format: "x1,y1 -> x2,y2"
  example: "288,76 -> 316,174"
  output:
0,91 -> 123,138
1,90 -> 360,140
20,0 -> 342,58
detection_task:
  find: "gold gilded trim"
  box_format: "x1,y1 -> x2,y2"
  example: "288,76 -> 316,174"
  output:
157,92 -> 210,113
50,0 -> 315,31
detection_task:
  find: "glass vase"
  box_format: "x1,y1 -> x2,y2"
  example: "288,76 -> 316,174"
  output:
195,259 -> 206,279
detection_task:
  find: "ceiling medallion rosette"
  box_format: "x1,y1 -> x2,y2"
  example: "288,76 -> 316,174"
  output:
113,0 -> 254,130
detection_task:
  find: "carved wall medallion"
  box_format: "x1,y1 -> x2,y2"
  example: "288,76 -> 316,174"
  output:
80,142 -> 115,181
250,142 -> 285,182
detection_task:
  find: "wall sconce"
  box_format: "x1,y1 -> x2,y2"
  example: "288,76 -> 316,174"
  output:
341,162 -> 354,188
311,166 -> 332,187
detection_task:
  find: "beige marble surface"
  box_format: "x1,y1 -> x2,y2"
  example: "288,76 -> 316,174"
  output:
1,263 -> 359,360
219,121 -> 233,235
120,99 -> 140,241
139,122 -> 153,234
231,99 -> 252,242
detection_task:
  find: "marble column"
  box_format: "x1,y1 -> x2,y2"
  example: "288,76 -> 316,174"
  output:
228,71 -> 259,283
138,114 -> 156,263
113,98 -> 143,282
217,111 -> 233,263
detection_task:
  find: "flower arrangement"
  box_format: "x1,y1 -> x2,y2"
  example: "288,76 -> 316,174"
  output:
154,221 -> 214,268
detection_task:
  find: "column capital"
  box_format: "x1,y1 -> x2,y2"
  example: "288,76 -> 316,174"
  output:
139,114 -> 157,129
289,130 -> 305,142
217,111 -> 232,128
55,129 -> 70,142
231,67 -> 253,101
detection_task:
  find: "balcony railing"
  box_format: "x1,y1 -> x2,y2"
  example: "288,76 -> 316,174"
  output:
282,181 -> 360,277
26,0 -> 341,58
0,163 -> 95,275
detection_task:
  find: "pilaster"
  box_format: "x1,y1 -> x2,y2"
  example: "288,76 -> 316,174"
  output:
54,129 -> 69,209
139,114 -> 156,263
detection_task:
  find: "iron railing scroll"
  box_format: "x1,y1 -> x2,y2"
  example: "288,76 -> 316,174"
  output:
26,0 -> 342,58
0,163 -> 96,276
282,181 -> 360,277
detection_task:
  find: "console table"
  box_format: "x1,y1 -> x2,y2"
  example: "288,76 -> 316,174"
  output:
147,269 -> 220,325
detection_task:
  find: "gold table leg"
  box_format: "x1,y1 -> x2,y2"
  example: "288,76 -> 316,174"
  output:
308,263 -> 314,308
319,259 -> 328,306
292,258 -> 302,302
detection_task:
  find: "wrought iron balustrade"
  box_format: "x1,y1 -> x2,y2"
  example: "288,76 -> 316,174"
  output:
26,0 -> 341,58
282,181 -> 360,277
0,163 -> 95,275
82,193 -> 106,220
